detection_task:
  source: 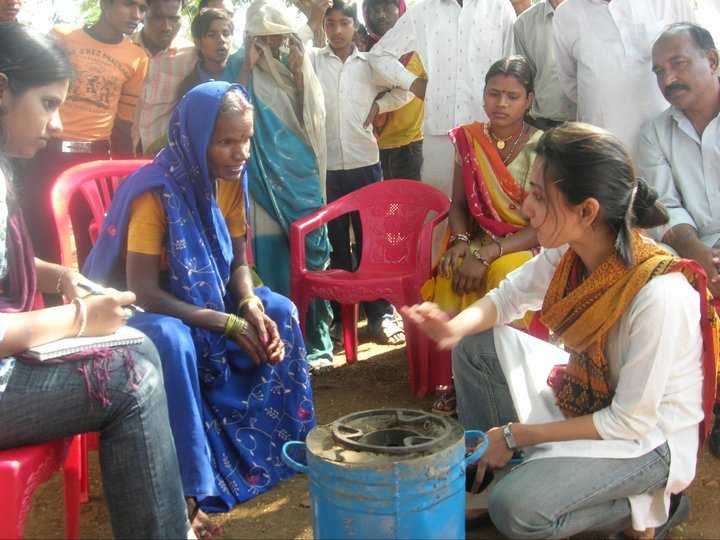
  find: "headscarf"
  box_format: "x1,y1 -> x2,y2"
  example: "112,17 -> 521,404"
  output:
244,0 -> 326,184
363,0 -> 407,49
541,231 -> 719,445
84,81 -> 251,386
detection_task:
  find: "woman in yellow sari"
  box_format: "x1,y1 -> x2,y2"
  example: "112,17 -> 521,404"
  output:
422,56 -> 541,413
423,56 -> 541,315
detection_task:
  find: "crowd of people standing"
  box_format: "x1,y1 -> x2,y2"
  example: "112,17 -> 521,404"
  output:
0,0 -> 719,538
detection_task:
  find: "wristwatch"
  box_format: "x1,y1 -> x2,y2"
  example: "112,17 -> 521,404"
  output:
502,423 -> 517,450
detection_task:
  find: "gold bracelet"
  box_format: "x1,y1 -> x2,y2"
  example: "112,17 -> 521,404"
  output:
469,247 -> 490,267
237,295 -> 264,314
56,269 -> 75,296
491,237 -> 504,258
224,314 -> 249,341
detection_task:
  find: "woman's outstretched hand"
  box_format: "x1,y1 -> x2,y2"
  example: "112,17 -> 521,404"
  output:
401,302 -> 461,350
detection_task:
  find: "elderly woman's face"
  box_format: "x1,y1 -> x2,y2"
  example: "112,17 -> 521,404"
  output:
207,110 -> 254,181
257,34 -> 286,55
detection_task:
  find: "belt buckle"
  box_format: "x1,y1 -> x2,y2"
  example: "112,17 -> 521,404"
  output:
60,140 -> 93,154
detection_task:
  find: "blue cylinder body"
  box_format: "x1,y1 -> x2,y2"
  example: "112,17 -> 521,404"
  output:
305,431 -> 467,539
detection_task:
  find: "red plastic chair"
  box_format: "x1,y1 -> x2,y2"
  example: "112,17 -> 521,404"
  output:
290,179 -> 450,394
0,438 -> 84,539
51,159 -> 151,269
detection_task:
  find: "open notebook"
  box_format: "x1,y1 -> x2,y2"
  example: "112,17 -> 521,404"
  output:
21,325 -> 146,361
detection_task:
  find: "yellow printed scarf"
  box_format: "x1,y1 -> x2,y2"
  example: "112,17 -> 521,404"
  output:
541,232 -> 719,433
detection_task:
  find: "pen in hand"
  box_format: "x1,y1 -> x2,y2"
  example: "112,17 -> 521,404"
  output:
75,281 -> 146,314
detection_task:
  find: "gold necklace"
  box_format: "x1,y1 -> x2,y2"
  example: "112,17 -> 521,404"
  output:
489,123 -> 524,150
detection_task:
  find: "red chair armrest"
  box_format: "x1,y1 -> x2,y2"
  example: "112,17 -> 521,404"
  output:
415,209 -> 449,287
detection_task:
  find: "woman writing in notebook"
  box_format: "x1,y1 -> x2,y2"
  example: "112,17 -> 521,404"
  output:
0,23 -> 190,539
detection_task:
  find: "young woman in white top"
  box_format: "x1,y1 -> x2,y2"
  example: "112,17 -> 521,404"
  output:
404,122 -> 717,539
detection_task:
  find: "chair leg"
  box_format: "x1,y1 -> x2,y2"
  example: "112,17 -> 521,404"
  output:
295,294 -> 310,335
63,436 -> 82,540
80,433 -> 89,504
341,303 -> 359,364
0,472 -> 24,540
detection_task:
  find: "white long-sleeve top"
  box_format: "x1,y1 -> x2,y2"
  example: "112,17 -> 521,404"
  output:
309,46 -> 413,171
552,0 -> 695,157
367,0 -> 515,136
486,246 -> 704,530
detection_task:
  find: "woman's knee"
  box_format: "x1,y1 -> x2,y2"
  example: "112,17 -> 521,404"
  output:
124,342 -> 167,407
452,329 -> 496,380
489,476 -> 554,540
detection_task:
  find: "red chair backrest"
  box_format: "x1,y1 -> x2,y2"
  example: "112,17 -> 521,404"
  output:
51,160 -> 150,269
332,179 -> 450,275
51,159 -> 255,269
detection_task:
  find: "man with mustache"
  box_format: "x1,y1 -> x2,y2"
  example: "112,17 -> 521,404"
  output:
19,0 -> 150,266
637,23 -> 720,457
0,0 -> 21,21
132,0 -> 196,155
553,0 -> 695,158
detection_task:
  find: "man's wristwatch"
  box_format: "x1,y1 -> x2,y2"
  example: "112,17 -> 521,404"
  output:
502,423 -> 518,450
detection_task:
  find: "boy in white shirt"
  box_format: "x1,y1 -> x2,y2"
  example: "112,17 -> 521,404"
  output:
308,0 -> 412,345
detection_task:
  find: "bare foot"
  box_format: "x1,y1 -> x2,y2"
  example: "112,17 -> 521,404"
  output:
622,527 -> 655,539
192,509 -> 221,539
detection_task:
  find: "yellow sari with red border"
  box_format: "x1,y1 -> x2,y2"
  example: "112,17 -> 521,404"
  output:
421,123 -> 540,315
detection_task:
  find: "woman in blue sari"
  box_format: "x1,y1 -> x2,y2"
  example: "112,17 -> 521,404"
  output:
84,82 -> 315,527
226,0 -> 334,369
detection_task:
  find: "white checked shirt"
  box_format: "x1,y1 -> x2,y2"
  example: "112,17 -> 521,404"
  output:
131,32 -> 196,154
553,0 -> 696,157
368,0 -> 516,136
309,46 -> 413,171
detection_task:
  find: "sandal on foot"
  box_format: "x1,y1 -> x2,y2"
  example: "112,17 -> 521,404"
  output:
432,384 -> 457,416
371,315 -> 406,345
187,498 -> 221,540
308,357 -> 334,375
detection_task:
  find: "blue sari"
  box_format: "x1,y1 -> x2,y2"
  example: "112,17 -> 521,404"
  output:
84,81 -> 315,510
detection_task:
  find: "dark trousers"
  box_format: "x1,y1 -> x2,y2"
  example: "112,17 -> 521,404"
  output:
18,142 -> 109,264
379,139 -> 423,181
326,163 -> 393,325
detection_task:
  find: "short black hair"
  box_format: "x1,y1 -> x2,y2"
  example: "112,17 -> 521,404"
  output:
146,0 -> 187,8
659,22 -> 717,53
326,0 -> 358,22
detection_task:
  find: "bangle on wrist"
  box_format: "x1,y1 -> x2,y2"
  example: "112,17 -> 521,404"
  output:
224,313 -> 249,341
469,246 -> 490,267
237,294 -> 264,315
72,297 -> 88,337
491,236 -> 504,258
449,232 -> 471,245
56,269 -> 76,296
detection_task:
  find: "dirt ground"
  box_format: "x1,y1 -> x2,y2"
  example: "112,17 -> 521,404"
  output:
23,334 -> 720,539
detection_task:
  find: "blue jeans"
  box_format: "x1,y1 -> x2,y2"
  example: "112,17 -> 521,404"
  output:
0,341 -> 189,539
453,330 -> 671,539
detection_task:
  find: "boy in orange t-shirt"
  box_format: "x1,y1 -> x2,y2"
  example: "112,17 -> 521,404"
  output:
21,0 -> 149,266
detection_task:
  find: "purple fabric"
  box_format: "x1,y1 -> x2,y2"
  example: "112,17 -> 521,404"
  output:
0,211 -> 37,313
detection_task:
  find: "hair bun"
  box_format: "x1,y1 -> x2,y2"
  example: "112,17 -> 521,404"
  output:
631,178 -> 669,229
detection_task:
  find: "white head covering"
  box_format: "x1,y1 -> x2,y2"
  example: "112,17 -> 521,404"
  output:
243,0 -> 327,188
